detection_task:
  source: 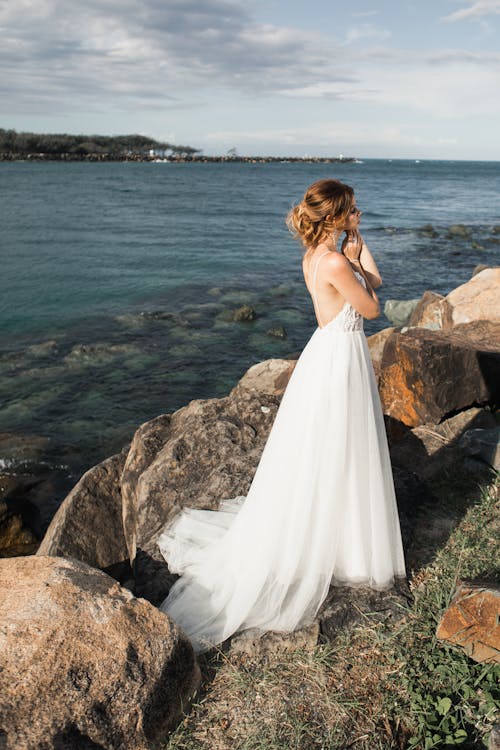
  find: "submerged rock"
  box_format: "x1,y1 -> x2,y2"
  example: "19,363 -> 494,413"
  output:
0,555 -> 200,750
266,325 -> 287,339
419,224 -> 438,237
64,342 -> 140,366
233,304 -> 257,321
447,223 -> 471,238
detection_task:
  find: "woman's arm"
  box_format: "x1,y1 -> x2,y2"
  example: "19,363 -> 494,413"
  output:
359,240 -> 382,289
324,252 -> 380,320
341,231 -> 382,289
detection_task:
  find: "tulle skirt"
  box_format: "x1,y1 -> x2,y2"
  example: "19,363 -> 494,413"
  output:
157,325 -> 406,653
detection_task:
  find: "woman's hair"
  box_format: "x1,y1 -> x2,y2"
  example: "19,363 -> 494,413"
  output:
286,178 -> 354,251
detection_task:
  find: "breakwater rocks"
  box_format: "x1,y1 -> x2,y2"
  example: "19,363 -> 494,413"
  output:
1,267 -> 499,749
0,152 -> 356,164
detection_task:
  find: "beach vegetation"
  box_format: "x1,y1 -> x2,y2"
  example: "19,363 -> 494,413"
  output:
162,471 -> 499,750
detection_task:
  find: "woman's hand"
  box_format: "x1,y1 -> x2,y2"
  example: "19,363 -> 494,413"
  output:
341,230 -> 363,263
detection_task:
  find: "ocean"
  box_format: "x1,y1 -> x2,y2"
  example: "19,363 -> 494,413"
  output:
1,159 -> 499,533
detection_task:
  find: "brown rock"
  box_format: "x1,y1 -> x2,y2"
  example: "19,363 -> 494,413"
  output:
410,268 -> 500,331
37,451 -> 129,572
120,361 -> 299,602
379,327 -> 500,427
436,583 -> 500,664
446,267 -> 500,326
367,327 -> 395,382
122,389 -> 281,603
408,291 -> 452,330
0,555 -> 200,750
229,358 -> 296,399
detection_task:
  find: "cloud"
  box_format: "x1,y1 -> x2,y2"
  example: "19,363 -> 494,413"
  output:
442,0 -> 500,21
0,0 -> 353,114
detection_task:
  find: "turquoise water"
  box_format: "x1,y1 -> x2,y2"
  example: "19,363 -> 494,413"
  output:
1,160 -> 499,532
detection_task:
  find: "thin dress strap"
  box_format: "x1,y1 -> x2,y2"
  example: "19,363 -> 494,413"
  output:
311,250 -> 330,327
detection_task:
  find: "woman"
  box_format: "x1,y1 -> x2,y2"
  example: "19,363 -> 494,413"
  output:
157,178 -> 406,654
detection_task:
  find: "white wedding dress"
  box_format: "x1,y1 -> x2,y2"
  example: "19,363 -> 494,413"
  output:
157,251 -> 406,654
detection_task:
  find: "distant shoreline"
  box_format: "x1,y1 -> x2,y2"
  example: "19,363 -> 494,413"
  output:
0,152 -> 357,164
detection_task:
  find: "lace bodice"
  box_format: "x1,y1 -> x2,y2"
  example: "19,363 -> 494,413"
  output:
309,251 -> 364,333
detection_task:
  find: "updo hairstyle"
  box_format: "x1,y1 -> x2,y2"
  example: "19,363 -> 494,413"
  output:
286,179 -> 354,252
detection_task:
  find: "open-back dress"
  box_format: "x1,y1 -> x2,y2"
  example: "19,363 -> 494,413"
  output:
157,250 -> 407,653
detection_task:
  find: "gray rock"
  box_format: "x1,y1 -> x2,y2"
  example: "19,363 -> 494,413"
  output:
266,325 -> 287,339
419,224 -> 438,237
384,298 -> 421,327
390,407 -> 498,479
408,291 -> 451,330
37,450 -> 129,574
448,224 -> 471,238
0,555 -> 200,750
459,427 -> 500,470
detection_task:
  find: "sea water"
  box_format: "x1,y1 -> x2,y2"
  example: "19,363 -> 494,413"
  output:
1,159 -> 499,530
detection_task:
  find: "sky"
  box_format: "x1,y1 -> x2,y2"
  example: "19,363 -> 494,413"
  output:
1,0 -> 500,159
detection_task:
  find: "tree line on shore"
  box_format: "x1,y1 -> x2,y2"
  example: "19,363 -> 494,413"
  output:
0,128 -> 200,158
0,128 -> 355,163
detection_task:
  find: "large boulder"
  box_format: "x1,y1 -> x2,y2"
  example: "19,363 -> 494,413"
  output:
379,326 -> 500,427
408,291 -> 451,330
409,267 -> 500,330
0,555 -> 200,750
37,451 -> 129,578
446,267 -> 500,326
121,360 -> 294,604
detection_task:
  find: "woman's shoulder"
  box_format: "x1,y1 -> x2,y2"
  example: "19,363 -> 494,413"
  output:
322,248 -> 351,273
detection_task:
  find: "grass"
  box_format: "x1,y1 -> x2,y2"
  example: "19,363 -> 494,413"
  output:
159,471 -> 499,750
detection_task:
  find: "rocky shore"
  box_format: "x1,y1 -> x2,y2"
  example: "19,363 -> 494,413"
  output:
1,267 -> 499,749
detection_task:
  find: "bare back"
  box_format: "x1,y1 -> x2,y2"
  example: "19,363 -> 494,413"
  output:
302,248 -> 347,328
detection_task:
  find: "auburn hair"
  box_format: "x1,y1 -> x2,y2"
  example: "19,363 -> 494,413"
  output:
286,178 -> 354,251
